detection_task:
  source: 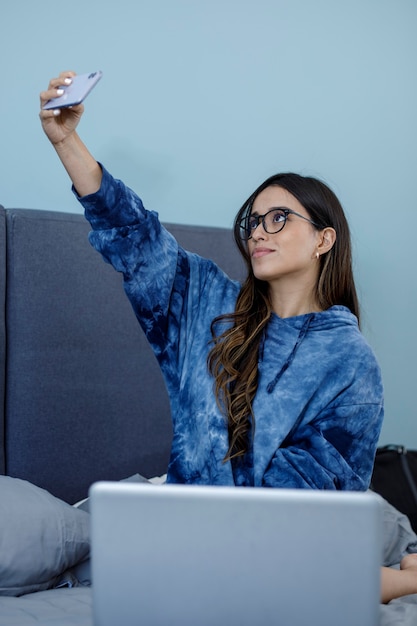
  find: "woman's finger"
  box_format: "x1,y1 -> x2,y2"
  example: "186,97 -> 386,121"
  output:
40,71 -> 77,107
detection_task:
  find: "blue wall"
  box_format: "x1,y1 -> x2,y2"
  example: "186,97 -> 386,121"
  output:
2,0 -> 416,447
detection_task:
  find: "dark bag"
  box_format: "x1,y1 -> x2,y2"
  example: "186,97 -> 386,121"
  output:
371,444 -> 417,533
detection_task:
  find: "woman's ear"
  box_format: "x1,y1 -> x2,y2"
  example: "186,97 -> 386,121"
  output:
317,227 -> 336,255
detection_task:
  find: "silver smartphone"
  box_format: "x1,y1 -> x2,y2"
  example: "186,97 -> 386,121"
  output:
43,71 -> 103,110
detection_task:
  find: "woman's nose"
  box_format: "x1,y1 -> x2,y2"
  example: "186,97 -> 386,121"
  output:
251,220 -> 267,239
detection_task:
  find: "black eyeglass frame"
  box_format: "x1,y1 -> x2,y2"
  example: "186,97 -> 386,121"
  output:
239,207 -> 319,240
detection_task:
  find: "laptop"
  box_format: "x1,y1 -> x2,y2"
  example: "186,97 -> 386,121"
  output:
89,482 -> 383,626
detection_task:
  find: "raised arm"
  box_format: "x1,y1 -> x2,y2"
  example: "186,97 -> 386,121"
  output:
39,71 -> 102,197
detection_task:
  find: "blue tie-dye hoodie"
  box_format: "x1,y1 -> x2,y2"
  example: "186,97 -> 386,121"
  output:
77,166 -> 384,491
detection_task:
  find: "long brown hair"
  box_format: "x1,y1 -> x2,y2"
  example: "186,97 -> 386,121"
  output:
207,173 -> 359,462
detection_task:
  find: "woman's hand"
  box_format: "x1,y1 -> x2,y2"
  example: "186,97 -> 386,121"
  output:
38,70 -> 102,196
39,71 -> 84,146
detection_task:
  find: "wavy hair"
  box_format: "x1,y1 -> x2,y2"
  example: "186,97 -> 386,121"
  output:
207,173 -> 359,463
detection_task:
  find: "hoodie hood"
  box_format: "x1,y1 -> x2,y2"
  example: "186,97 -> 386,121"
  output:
280,305 -> 358,332
263,305 -> 358,394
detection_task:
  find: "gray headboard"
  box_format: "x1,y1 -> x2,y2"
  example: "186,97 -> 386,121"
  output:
1,206 -> 244,503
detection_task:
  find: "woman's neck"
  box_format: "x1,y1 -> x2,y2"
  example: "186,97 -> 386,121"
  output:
269,285 -> 321,319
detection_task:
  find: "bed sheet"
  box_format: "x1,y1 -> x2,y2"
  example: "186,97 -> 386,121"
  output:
1,586 -> 416,626
380,595 -> 417,625
0,587 -> 92,626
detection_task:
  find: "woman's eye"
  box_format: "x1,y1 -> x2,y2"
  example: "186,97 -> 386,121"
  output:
272,211 -> 286,223
248,217 -> 258,230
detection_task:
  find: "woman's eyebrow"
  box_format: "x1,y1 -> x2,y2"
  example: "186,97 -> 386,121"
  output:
250,206 -> 289,215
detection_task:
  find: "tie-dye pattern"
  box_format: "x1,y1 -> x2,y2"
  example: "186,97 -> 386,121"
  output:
77,166 -> 384,490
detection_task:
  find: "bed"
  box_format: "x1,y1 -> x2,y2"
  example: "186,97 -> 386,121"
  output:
0,205 -> 415,624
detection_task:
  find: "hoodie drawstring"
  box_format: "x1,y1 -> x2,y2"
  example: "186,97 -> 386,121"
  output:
266,314 -> 315,394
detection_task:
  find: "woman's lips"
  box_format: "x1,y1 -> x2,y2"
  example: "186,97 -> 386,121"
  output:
252,247 -> 274,259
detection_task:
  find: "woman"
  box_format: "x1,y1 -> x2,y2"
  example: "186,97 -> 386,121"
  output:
38,71 -> 417,604
39,71 -> 383,491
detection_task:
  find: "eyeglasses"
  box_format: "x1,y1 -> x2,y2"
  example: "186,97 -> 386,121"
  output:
239,207 -> 319,240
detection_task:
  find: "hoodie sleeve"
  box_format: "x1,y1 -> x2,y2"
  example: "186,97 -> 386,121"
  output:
262,399 -> 384,491
75,165 -> 232,384
76,166 -> 181,349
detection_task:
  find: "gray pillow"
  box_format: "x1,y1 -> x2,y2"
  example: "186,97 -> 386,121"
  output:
0,476 -> 90,596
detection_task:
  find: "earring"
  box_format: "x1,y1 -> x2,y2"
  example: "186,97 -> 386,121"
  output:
316,252 -> 320,260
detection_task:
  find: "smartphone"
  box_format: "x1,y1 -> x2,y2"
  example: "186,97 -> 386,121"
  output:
43,71 -> 103,110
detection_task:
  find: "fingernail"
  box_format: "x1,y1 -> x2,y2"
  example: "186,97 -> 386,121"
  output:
64,78 -> 72,85
53,109 -> 61,116
56,89 -> 64,96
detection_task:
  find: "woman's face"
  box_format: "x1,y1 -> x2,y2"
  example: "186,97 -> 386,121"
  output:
247,185 -> 321,288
